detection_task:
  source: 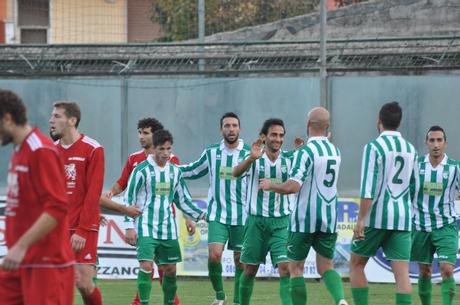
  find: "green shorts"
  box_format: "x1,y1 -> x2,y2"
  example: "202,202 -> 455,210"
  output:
208,221 -> 244,251
411,222 -> 459,265
240,215 -> 289,265
351,227 -> 411,261
287,231 -> 337,261
137,237 -> 182,265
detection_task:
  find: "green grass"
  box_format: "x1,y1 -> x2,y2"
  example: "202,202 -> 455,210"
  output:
75,278 -> 444,305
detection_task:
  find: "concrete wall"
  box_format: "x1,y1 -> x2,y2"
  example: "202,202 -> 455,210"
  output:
206,0 -> 460,41
1,75 -> 459,197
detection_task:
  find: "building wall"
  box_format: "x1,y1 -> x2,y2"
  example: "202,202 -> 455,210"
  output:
51,0 -> 127,43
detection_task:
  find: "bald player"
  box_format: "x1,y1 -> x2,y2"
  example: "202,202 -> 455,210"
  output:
260,107 -> 347,305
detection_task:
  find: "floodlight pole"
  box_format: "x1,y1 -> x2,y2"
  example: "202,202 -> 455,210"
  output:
319,0 -> 328,109
198,0 -> 205,71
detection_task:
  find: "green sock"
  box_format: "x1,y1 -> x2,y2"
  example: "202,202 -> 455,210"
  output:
162,275 -> 177,305
323,270 -> 345,304
234,266 -> 244,304
351,287 -> 369,305
418,277 -> 432,305
137,269 -> 152,305
396,293 -> 412,305
441,277 -> 455,305
279,276 -> 292,305
239,274 -> 255,305
208,261 -> 225,300
290,277 -> 306,305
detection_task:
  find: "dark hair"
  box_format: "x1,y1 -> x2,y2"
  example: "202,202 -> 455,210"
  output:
379,101 -> 402,130
137,117 -> 164,133
426,125 -> 446,141
152,129 -> 173,147
220,112 -> 240,128
54,101 -> 81,128
260,118 -> 285,136
0,89 -> 27,125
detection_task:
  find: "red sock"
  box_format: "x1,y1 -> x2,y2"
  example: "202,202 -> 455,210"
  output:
130,292 -> 140,305
82,286 -> 103,305
158,268 -> 163,284
173,294 -> 181,305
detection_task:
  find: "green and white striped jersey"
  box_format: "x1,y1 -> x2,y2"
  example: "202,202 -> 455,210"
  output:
179,140 -> 250,225
289,137 -> 341,233
412,154 -> 460,232
245,151 -> 294,218
360,131 -> 417,231
124,155 -> 203,240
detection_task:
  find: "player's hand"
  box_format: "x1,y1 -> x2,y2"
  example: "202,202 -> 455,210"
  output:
70,233 -> 86,253
294,137 -> 305,149
250,138 -> 264,160
353,219 -> 365,240
123,205 -> 142,218
125,229 -> 137,246
0,243 -> 27,271
103,190 -> 113,199
185,218 -> 196,236
259,178 -> 272,191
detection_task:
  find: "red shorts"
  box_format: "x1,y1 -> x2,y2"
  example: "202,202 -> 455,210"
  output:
70,230 -> 99,264
0,266 -> 74,305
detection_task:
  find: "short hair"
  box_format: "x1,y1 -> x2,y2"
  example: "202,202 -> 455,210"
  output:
220,112 -> 240,128
426,125 -> 446,141
152,129 -> 173,147
137,117 -> 164,133
260,118 -> 285,136
0,89 -> 27,125
54,101 -> 81,128
379,101 -> 402,130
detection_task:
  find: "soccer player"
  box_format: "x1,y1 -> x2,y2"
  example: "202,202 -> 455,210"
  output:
103,117 -> 190,305
0,89 -> 74,305
260,107 -> 347,305
180,112 -> 250,305
350,102 -> 417,305
411,125 -> 459,305
124,129 -> 205,305
233,118 -> 293,305
49,101 -> 105,305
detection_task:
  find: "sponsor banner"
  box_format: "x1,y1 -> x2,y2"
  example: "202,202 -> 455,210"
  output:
2,197 -> 460,282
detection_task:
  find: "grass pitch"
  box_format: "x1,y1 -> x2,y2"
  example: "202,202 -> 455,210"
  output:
75,278 -> 443,305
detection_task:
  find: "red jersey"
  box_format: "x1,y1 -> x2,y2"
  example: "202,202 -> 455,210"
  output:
5,128 -> 74,267
55,134 -> 105,238
117,150 -> 180,189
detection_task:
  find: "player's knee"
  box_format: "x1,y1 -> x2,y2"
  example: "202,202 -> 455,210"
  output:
440,264 -> 454,279
75,277 -> 94,296
418,264 -> 432,278
244,265 -> 259,277
350,254 -> 367,270
209,251 -> 222,263
277,263 -> 290,277
162,264 -> 176,277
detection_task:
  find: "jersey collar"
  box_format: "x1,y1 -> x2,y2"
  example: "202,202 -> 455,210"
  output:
423,153 -> 448,165
220,139 -> 244,151
380,130 -> 401,137
307,136 -> 328,143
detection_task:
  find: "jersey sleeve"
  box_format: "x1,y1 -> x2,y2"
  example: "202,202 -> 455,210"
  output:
289,148 -> 312,186
30,148 -> 69,221
359,143 -> 380,199
173,172 -> 203,221
116,156 -> 133,190
179,150 -> 209,179
76,146 -> 105,237
123,167 -> 145,229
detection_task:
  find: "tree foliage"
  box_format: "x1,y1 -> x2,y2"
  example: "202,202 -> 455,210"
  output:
151,0 -> 321,41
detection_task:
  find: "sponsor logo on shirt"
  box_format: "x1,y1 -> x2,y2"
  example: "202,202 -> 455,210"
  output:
155,183 -> 171,196
68,157 -> 85,162
14,165 -> 28,172
219,167 -> 235,180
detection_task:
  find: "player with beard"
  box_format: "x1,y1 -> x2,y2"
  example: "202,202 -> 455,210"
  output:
233,118 -> 294,305
0,89 -> 74,305
180,112 -> 250,305
103,117 -> 191,305
49,101 -> 105,305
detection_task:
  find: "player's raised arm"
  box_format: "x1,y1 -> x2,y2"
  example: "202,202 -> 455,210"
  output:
233,137 -> 263,177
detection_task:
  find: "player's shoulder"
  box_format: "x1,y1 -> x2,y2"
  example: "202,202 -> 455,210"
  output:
81,134 -> 103,150
26,129 -> 57,153
205,143 -> 220,152
128,150 -> 145,162
133,159 -> 150,173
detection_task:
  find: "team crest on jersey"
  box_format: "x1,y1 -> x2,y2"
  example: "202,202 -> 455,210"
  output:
443,172 -> 449,179
260,165 -> 265,172
64,163 -> 77,181
281,165 -> 287,173
419,169 -> 425,175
